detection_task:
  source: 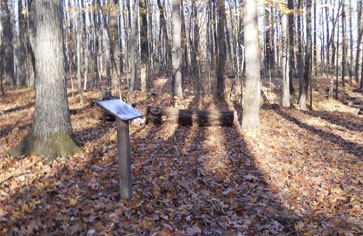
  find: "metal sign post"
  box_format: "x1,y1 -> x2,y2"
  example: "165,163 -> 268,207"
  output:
97,99 -> 143,199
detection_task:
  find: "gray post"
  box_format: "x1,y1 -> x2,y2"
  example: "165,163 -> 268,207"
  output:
117,118 -> 132,199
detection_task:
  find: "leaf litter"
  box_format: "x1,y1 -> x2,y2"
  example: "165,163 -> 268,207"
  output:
0,79 -> 362,235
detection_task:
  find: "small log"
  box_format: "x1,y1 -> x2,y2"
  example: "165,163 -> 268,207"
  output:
147,106 -> 234,126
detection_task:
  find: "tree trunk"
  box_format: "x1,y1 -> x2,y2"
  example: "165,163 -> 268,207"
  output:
171,0 -> 183,98
216,0 -> 226,99
281,10 -> 290,108
129,0 -> 138,103
146,106 -> 234,126
0,3 -> 4,95
336,14 -> 340,98
242,0 -> 261,132
1,0 -> 14,85
76,6 -> 84,106
8,0 -> 84,158
341,3 -> 346,87
298,0 -> 312,110
157,0 -> 171,72
355,0 -> 362,83
296,0 -> 304,79
139,0 -> 148,92
288,0 -> 295,93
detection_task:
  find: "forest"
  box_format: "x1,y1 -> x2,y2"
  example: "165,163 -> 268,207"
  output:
0,0 -> 362,235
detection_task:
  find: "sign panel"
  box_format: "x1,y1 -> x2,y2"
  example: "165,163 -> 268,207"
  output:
98,99 -> 144,121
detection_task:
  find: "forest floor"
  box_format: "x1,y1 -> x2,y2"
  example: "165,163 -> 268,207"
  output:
0,74 -> 362,235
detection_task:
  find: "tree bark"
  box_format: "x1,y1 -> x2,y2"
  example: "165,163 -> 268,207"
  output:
355,0 -> 362,84
1,0 -> 14,85
341,3 -> 346,87
216,0 -> 226,99
288,0 -> 295,93
147,106 -> 234,126
128,0 -> 138,103
242,0 -> 261,132
0,3 -> 4,95
157,0 -> 171,72
8,0 -> 84,158
171,0 -> 183,98
298,0 -> 312,110
139,0 -> 148,92
281,10 -> 290,108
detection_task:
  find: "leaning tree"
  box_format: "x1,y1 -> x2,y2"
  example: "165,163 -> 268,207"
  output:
8,0 -> 84,158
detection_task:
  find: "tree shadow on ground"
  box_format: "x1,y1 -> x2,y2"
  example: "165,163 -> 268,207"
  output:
301,110 -> 363,132
275,109 -> 363,159
2,102 -> 34,114
0,95 -> 301,235
0,123 -> 32,139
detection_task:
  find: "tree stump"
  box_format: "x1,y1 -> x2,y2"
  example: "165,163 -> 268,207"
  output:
146,106 -> 234,126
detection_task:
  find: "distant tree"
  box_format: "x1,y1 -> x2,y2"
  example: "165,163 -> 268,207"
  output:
171,0 -> 183,98
8,0 -> 84,158
242,0 -> 261,132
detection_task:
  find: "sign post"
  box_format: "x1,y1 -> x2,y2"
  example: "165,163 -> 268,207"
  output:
97,99 -> 143,199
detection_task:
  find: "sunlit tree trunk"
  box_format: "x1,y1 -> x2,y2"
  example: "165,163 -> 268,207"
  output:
8,0 -> 83,158
171,0 -> 183,98
281,9 -> 290,108
242,0 -> 261,132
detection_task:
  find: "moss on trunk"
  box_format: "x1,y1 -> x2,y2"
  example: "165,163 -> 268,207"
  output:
7,131 -> 85,160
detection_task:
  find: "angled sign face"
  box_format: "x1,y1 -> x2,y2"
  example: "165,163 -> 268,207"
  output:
97,99 -> 144,121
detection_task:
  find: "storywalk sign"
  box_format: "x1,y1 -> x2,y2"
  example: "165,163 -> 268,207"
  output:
97,99 -> 144,199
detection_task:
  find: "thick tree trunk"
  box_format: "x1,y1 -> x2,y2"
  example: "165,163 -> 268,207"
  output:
242,0 -> 261,132
8,0 -> 84,158
147,106 -> 234,126
216,0 -> 226,99
298,0 -> 312,110
281,11 -> 290,108
171,0 -> 183,98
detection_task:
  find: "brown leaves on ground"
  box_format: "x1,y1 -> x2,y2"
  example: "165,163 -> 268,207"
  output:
0,78 -> 362,235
